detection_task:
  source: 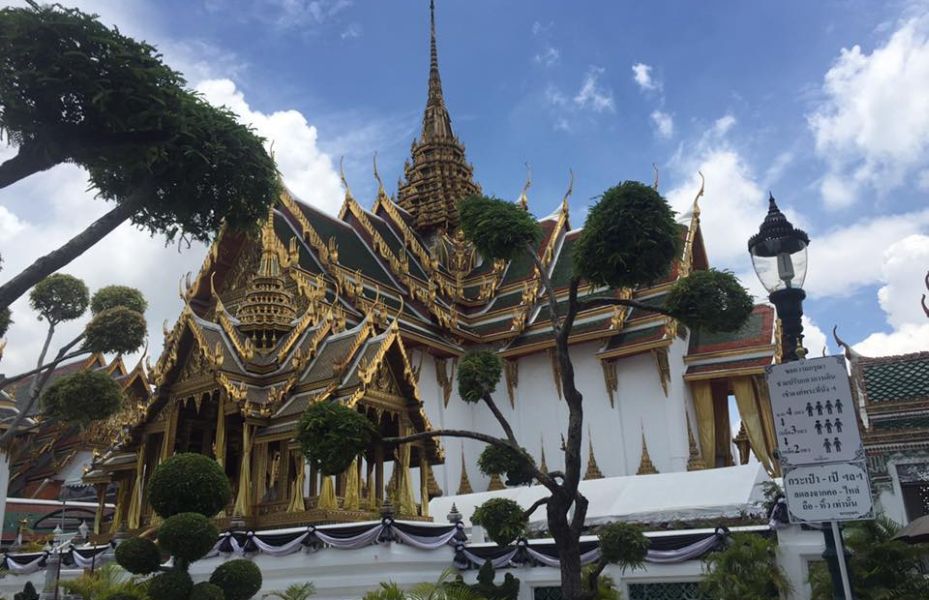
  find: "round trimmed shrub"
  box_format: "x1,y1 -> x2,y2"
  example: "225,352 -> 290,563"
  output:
296,402 -> 376,476
84,306 -> 147,354
209,559 -> 262,600
189,582 -> 225,600
41,370 -> 125,426
665,269 -> 754,333
114,536 -> 162,574
598,522 -> 649,572
101,593 -> 140,600
91,285 -> 148,315
158,512 -> 218,563
478,445 -> 534,486
472,498 -> 527,547
148,569 -> 193,600
459,195 -> 541,261
29,273 -> 89,324
147,453 -> 232,518
457,350 -> 502,403
574,181 -> 681,289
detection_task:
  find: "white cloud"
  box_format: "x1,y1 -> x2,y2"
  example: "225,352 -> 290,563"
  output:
713,114 -> 737,137
531,21 -> 553,36
573,66 -> 615,113
631,63 -> 659,91
340,22 -> 362,39
650,110 -> 674,139
534,46 -> 561,67
855,323 -> 929,356
807,210 -> 929,298
196,79 -> 343,214
809,15 -> 929,208
802,315 -> 830,358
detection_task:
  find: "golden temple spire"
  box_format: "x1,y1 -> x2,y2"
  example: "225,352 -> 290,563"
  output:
487,472 -> 505,491
538,434 -> 548,474
397,0 -> 480,234
637,429 -> 658,475
456,445 -> 473,495
686,418 -> 706,471
584,429 -> 604,480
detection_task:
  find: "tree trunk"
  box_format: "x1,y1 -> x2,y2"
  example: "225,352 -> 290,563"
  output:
0,193 -> 144,312
0,144 -> 60,191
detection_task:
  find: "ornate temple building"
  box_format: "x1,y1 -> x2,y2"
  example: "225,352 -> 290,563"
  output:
80,1 -> 778,536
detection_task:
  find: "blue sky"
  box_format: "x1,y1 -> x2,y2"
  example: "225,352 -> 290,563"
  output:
2,0 -> 928,373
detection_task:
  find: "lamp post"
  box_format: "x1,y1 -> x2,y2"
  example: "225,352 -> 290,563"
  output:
749,194 -> 850,600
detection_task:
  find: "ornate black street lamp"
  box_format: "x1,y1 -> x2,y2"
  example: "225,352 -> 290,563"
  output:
748,194 -> 809,360
749,194 -> 849,600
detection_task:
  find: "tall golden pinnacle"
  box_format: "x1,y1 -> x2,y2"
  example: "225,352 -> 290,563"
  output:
637,430 -> 659,475
397,0 -> 480,235
236,210 -> 297,348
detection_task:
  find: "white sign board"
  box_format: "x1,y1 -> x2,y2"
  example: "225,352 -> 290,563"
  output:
782,462 -> 874,522
765,355 -> 873,523
766,355 -> 863,467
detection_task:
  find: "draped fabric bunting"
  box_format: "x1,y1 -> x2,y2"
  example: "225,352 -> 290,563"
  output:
753,375 -> 781,476
3,522 -> 733,578
731,377 -> 775,476
691,381 -> 716,467
454,530 -> 729,570
233,425 -> 254,517
287,453 -> 307,513
317,476 -> 338,510
343,458 -> 360,511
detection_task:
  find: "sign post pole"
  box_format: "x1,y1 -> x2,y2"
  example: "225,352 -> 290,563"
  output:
831,521 -> 853,599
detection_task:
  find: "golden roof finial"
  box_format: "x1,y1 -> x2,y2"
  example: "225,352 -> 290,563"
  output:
561,168 -> 574,213
637,428 -> 658,475
339,156 -> 353,201
456,445 -> 473,495
539,435 -> 548,474
692,170 -> 705,219
518,162 -> 531,210
373,152 -> 387,199
584,427 -> 604,480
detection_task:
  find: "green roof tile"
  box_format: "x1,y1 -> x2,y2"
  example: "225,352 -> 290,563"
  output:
860,353 -> 929,403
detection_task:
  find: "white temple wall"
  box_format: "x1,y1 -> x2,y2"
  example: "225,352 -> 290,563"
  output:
412,338 -> 694,499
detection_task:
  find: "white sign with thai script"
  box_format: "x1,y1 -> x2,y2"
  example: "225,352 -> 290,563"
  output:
766,355 -> 864,467
782,461 -> 874,522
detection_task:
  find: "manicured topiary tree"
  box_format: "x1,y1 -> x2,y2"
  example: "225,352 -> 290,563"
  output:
116,453 -> 262,600
299,181 -> 754,600
296,401 -> 377,475
0,279 -> 148,443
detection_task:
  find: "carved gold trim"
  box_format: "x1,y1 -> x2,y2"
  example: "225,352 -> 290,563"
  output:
504,359 -> 518,408
653,348 -> 670,397
601,359 -> 618,408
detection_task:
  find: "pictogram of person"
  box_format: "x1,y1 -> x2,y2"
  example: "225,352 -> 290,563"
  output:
835,418 -> 843,433
835,398 -> 843,414
814,420 -> 823,435
816,401 -> 824,416
825,420 -> 833,434
833,437 -> 842,453
823,438 -> 832,453
806,402 -> 814,417
825,400 -> 834,415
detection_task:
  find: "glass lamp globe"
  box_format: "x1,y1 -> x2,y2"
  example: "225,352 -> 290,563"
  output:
748,194 -> 810,294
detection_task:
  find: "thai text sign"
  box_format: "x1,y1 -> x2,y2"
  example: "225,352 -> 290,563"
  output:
766,355 -> 863,467
782,462 -> 874,522
766,355 -> 873,523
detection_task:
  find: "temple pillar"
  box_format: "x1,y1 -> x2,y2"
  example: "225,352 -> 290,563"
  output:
253,442 -> 268,504
232,424 -> 253,517
214,393 -> 226,467
287,451 -> 306,513
419,449 -> 429,517
375,445 -> 384,506
109,479 -> 130,534
160,402 -> 179,461
93,483 -> 107,535
309,463 -> 318,497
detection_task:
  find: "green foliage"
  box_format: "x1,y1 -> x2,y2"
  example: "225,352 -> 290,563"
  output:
157,512 -> 218,563
209,559 -> 262,600
29,274 -> 89,325
0,306 -> 11,337
465,562 -> 520,600
41,369 -> 124,426
296,402 -> 376,476
190,583 -> 225,600
115,536 -> 162,575
364,570 -> 483,600
61,563 -> 150,600
665,269 -> 754,333
13,582 -> 37,600
83,306 -> 147,354
701,533 -> 789,600
598,522 -> 649,573
809,517 -> 929,600
0,4 -> 279,243
457,350 -> 502,403
263,583 -> 315,600
148,569 -> 193,600
477,445 -> 534,486
362,583 -> 406,600
147,453 -> 231,518
471,498 -> 527,547
459,195 -> 541,261
574,181 -> 681,289
91,286 -> 147,315
581,565 -> 621,600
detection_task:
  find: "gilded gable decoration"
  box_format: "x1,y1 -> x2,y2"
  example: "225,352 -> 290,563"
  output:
504,359 -> 519,408
601,359 -> 618,408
